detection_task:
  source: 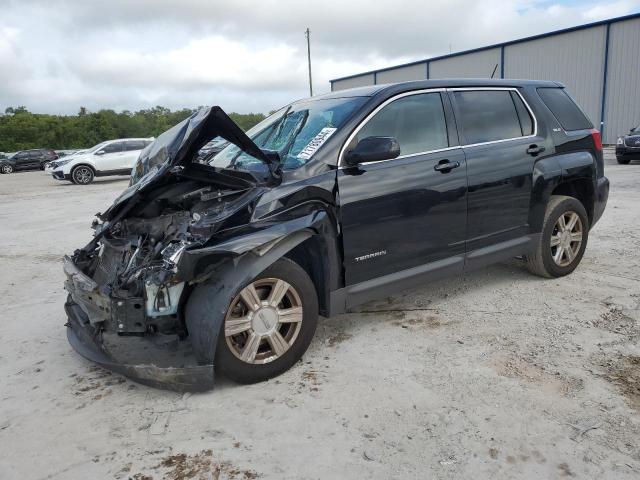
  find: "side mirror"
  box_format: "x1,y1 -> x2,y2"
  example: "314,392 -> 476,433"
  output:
95,150 -> 105,156
344,136 -> 400,166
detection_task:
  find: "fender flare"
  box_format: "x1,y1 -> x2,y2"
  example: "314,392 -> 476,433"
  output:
70,162 -> 97,175
183,229 -> 313,363
182,210 -> 334,362
528,151 -> 596,233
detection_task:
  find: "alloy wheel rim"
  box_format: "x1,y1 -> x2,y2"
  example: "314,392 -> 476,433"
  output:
74,167 -> 92,184
224,278 -> 303,365
2,165 -> 12,173
550,211 -> 583,267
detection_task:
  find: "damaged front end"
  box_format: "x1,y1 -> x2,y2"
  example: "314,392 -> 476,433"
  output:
63,106 -> 280,391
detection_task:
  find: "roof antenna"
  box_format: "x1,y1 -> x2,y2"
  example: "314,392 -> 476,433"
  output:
490,63 -> 499,79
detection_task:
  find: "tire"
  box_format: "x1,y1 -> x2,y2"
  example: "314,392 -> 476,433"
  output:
1,163 -> 13,174
616,157 -> 630,165
524,195 -> 589,278
71,165 -> 94,184
187,257 -> 319,384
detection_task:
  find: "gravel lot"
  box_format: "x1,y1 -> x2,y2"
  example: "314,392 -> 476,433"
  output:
1,150 -> 639,479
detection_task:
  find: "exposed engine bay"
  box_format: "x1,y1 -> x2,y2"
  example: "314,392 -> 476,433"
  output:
62,106 -> 287,391
69,177 -> 258,336
63,105 -> 338,391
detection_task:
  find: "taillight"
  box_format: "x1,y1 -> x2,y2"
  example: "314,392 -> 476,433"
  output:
590,128 -> 602,152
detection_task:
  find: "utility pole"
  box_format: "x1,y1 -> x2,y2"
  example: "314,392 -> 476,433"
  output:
305,28 -> 313,97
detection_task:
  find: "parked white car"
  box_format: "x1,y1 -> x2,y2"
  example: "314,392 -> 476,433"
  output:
49,138 -> 153,184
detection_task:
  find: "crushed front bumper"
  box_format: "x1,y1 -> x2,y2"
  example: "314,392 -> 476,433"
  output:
64,256 -> 214,392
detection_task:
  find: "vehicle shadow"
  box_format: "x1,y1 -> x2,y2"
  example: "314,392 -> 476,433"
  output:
350,258 -> 532,313
51,177 -> 129,187
212,259 -> 539,392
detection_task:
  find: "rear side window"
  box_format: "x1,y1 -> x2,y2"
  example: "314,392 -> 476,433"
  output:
452,90 -> 523,144
356,92 -> 448,156
125,140 -> 145,151
537,88 -> 592,131
510,91 -> 534,136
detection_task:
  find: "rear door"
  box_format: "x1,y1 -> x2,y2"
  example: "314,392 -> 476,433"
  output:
338,90 -> 467,286
29,151 -> 44,168
449,88 -> 543,254
122,140 -> 146,169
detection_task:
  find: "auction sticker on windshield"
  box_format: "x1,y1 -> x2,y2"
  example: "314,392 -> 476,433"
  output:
297,127 -> 337,160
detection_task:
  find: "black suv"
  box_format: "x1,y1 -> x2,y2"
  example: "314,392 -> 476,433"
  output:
0,149 -> 58,173
615,124 -> 640,164
62,79 -> 608,391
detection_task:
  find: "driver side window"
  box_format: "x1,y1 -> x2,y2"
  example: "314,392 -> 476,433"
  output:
357,92 -> 449,156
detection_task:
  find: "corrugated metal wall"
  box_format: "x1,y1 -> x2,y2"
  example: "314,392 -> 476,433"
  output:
331,73 -> 376,91
603,17 -> 640,143
430,48 -> 501,78
376,63 -> 426,84
330,15 -> 639,143
504,27 -> 606,128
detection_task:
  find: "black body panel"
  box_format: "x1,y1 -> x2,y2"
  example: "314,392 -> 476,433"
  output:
62,79 -> 608,390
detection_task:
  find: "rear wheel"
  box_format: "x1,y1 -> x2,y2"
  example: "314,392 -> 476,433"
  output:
524,195 -> 589,278
1,164 -> 13,174
616,156 -> 631,165
71,165 -> 94,184
187,258 -> 318,384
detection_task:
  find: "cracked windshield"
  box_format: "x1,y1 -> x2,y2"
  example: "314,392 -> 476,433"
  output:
208,96 -> 366,171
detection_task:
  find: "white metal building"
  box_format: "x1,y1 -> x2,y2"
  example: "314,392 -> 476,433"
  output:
330,13 -> 640,144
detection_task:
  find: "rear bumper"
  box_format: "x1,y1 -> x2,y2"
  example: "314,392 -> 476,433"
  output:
593,176 -> 609,227
63,255 -> 214,392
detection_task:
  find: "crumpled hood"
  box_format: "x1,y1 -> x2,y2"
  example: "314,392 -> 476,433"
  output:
102,106 -> 272,221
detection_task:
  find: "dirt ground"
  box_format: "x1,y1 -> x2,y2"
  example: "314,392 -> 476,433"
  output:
0,150 -> 639,480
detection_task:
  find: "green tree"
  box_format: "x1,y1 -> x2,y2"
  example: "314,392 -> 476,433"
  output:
0,106 -> 266,151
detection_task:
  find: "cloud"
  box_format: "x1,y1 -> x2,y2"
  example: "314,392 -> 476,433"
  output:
1,0 -> 638,114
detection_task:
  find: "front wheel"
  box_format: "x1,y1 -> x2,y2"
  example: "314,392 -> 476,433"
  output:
524,195 -> 589,278
71,165 -> 94,184
187,258 -> 319,384
1,164 -> 13,174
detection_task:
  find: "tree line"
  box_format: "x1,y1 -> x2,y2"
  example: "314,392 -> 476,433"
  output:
0,106 -> 266,152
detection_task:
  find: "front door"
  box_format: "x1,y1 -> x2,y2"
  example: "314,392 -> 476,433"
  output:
338,91 -> 468,286
97,141 -> 125,171
13,152 -> 33,170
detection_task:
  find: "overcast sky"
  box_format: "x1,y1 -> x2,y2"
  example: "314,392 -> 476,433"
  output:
1,0 -> 638,115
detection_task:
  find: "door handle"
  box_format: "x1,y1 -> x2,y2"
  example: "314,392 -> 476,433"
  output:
526,144 -> 545,156
433,160 -> 460,173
